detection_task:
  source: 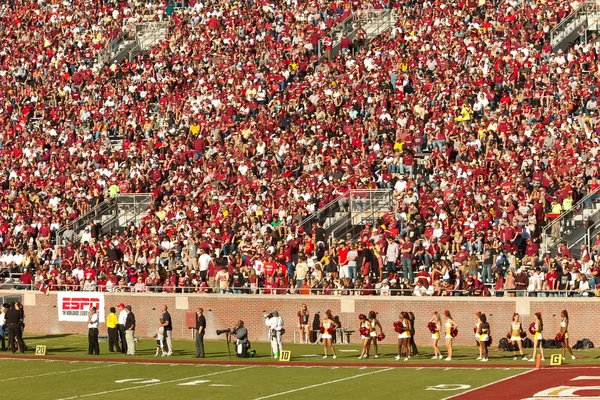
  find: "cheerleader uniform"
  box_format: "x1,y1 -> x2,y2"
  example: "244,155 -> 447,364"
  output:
479,327 -> 489,342
510,323 -> 522,341
322,321 -> 333,339
369,321 -> 377,338
360,322 -> 371,339
560,320 -> 568,339
445,321 -> 452,339
431,323 -> 440,339
398,321 -> 411,339
534,322 -> 543,340
475,321 -> 481,340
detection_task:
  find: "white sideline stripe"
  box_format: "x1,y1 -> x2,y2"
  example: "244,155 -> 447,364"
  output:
56,366 -> 254,399
253,368 -> 393,400
442,369 -> 535,400
3,363 -> 119,382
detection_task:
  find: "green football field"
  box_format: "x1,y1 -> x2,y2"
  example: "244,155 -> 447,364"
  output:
1,334 -> 598,399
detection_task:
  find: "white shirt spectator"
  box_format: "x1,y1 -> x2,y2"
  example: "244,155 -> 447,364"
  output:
88,312 -> 99,329
198,253 -> 212,272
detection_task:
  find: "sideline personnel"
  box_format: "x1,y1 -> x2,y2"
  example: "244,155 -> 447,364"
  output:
117,303 -> 127,354
195,308 -> 206,358
106,307 -> 121,352
4,303 -> 24,354
124,305 -> 136,355
88,307 -> 99,355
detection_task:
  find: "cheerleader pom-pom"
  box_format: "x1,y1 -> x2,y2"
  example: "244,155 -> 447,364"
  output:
319,326 -> 325,334
473,327 -> 477,333
358,314 -> 367,320
488,336 -> 493,346
377,333 -> 385,341
360,327 -> 370,337
152,333 -> 157,339
528,322 -> 536,335
555,332 -> 565,343
506,332 -> 512,339
450,327 -> 459,338
427,322 -> 437,334
394,321 -> 402,333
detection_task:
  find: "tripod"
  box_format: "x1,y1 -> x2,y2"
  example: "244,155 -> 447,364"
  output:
225,332 -> 232,358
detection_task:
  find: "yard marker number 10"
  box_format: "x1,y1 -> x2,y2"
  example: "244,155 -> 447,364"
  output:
279,351 -> 292,362
35,345 -> 47,356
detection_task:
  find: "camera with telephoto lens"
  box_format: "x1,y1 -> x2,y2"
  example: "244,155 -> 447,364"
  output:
216,328 -> 231,335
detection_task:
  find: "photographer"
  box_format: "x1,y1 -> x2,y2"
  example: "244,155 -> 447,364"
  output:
264,311 -> 284,359
233,321 -> 248,358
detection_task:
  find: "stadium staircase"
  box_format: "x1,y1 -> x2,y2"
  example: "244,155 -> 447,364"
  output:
318,9 -> 398,60
55,193 -> 153,246
550,0 -> 600,52
299,189 -> 394,246
541,186 -> 600,257
96,21 -> 169,150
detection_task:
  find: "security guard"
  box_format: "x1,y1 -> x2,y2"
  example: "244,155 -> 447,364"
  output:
106,307 -> 121,353
88,307 -> 100,355
4,303 -> 24,354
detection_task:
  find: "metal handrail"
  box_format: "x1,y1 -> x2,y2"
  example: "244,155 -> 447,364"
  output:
9,283 -> 598,297
550,0 -> 600,47
542,185 -> 600,235
329,197 -> 393,245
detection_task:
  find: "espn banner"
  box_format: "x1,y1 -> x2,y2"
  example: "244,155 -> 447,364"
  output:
57,292 -> 105,323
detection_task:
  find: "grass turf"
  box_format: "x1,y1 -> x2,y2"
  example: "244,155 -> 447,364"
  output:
1,358 -> 521,400
1,335 -> 598,399
10,334 -> 600,365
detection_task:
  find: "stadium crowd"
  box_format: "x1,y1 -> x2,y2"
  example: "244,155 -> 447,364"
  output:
0,0 -> 599,296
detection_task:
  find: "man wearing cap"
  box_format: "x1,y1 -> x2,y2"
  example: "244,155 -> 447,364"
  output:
124,305 -> 136,355
117,303 -> 127,354
87,306 -> 100,355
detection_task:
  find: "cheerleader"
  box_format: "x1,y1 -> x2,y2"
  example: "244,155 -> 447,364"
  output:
395,312 -> 412,361
358,314 -> 371,359
560,310 -> 575,360
321,310 -> 338,359
444,310 -> 458,361
478,314 -> 490,362
429,311 -> 443,359
297,304 -> 310,344
529,312 -> 545,362
368,310 -> 384,358
475,312 -> 482,360
510,313 -> 527,360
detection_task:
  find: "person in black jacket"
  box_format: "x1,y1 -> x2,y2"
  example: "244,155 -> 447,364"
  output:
195,308 -> 206,358
124,306 -> 136,355
4,303 -> 24,354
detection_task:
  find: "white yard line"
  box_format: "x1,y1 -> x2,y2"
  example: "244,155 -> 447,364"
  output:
253,368 -> 393,400
442,369 -> 535,400
56,366 -> 254,400
3,363 -> 120,382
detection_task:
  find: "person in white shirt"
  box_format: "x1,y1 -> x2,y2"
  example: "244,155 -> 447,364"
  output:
117,303 -> 128,354
198,248 -> 212,283
0,303 -> 6,350
264,311 -> 285,359
87,307 -> 100,355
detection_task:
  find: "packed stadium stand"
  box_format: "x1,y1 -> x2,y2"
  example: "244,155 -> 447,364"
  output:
0,0 -> 599,296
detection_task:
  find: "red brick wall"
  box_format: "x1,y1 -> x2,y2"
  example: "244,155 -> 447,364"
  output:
12,291 -> 598,346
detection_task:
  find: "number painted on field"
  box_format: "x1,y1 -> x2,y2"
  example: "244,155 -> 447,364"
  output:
115,378 -> 161,384
425,384 -> 471,391
532,386 -> 600,397
178,380 -> 211,386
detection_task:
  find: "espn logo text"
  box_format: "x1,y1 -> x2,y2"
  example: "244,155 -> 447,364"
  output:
60,297 -> 101,311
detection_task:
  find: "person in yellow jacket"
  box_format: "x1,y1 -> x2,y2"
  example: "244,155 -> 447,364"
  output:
454,104 -> 474,122
106,307 -> 121,353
